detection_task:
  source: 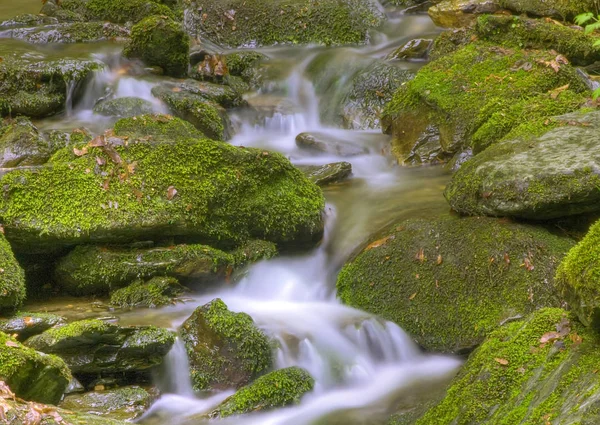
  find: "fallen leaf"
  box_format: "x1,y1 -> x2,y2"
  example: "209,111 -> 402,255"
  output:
549,84 -> 569,99
409,292 -> 417,300
415,248 -> 426,263
437,254 -> 443,265
504,252 -> 510,265
570,333 -> 583,347
540,331 -> 561,344
23,317 -> 34,327
24,403 -> 42,425
522,256 -> 534,271
102,179 -> 110,191
127,161 -> 137,174
365,236 -> 393,251
89,135 -> 105,147
5,341 -> 18,348
73,146 -> 88,157
95,156 -> 106,166
167,186 -> 178,200
494,358 -> 509,365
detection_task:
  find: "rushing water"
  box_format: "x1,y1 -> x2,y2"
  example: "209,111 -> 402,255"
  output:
1,2 -> 462,424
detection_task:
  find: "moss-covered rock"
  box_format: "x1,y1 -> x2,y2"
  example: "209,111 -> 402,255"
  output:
225,51 -> 269,78
210,367 -> 314,418
445,110 -> 600,220
110,276 -> 186,308
299,162 -> 353,187
56,0 -> 175,24
6,22 -> 130,44
154,79 -> 245,109
428,0 -> 501,28
180,299 -> 272,391
387,38 -> 433,60
0,233 -> 26,312
0,58 -> 104,118
93,97 -> 154,118
112,113 -> 203,141
123,15 -> 189,78
0,312 -> 65,341
0,116 -> 53,168
416,308 -> 600,424
0,123 -> 325,252
25,319 -> 175,376
184,0 -> 384,48
336,215 -> 574,353
59,386 -> 152,421
0,14 -> 59,29
0,331 -> 71,404
555,219 -> 600,330
498,0 -> 596,21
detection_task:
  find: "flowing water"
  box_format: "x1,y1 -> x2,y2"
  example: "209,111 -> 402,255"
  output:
1,2 -> 463,423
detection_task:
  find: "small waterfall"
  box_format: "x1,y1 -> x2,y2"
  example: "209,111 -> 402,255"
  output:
64,79 -> 77,117
158,337 -> 194,397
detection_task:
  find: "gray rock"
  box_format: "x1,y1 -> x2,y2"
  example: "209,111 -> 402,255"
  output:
0,312 -> 65,340
60,386 -> 153,421
299,162 -> 353,186
295,132 -> 367,157
387,39 -> 433,60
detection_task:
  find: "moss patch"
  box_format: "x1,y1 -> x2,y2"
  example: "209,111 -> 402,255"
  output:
0,233 -> 26,312
110,276 -> 186,308
59,0 -> 174,23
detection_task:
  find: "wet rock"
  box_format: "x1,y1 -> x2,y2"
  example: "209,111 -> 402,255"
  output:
498,0 -> 596,21
0,233 -> 25,312
0,58 -> 104,118
0,331 -> 71,404
444,111 -> 600,220
110,277 -> 186,309
151,85 -> 229,140
180,299 -> 272,391
387,39 -> 433,60
123,16 -> 189,78
0,117 -> 325,252
25,319 -> 176,376
0,117 -> 53,168
336,215 -> 574,353
382,42 -> 588,163
428,0 -> 502,28
60,386 -> 152,421
300,162 -> 352,187
417,308 -> 600,424
112,113 -> 203,141
0,312 -> 65,341
0,14 -> 59,29
210,367 -> 314,418
295,132 -> 367,157
225,51 -> 269,79
189,54 -> 229,82
154,79 -> 246,109
183,0 -> 384,48
404,125 -> 451,165
52,0 -> 175,24
555,219 -> 600,329
93,97 -> 155,118
5,22 -> 130,44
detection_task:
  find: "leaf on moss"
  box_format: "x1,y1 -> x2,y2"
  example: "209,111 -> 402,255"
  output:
167,186 -> 178,200
494,358 -> 509,365
365,236 -> 393,251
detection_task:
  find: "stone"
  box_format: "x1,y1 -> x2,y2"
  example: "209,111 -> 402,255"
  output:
0,312 -> 65,341
59,386 -> 152,421
387,39 -> 433,60
93,97 -> 154,118
4,22 -> 130,44
0,117 -> 53,169
109,277 -> 186,309
0,233 -> 26,313
299,162 -> 352,187
428,0 -> 502,28
53,0 -> 175,24
295,132 -> 367,157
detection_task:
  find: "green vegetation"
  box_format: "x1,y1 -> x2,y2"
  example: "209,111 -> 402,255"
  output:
59,0 -> 175,23
0,233 -> 26,312
110,276 -> 186,308
113,113 -> 203,140
60,386 -> 151,421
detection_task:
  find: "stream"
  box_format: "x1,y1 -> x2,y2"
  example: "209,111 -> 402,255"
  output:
1,2 -> 463,424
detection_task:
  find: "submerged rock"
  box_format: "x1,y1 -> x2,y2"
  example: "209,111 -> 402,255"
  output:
93,97 -> 154,118
299,162 -> 353,187
444,111 -> 600,220
183,0 -> 384,48
0,312 -> 65,341
25,319 -> 175,376
110,277 -> 186,309
415,309 -> 600,424
225,51 -> 269,79
295,132 -> 367,157
0,331 -> 71,404
123,15 -> 189,78
210,367 -> 314,418
336,215 -> 574,353
180,299 -> 272,391
0,118 -> 325,252
60,386 -> 152,421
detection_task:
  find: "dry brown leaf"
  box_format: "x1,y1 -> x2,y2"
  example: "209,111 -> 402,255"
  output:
167,186 -> 178,200
540,331 -> 561,344
409,292 -> 417,300
494,358 -> 509,365
549,84 -> 569,99
23,317 -> 34,327
437,254 -> 443,265
127,161 -> 137,174
89,135 -> 105,147
365,236 -> 393,251
73,146 -> 88,157
5,341 -> 18,348
504,252 -> 510,266
24,403 -> 42,425
95,156 -> 106,166
415,248 -> 426,263
570,332 -> 583,347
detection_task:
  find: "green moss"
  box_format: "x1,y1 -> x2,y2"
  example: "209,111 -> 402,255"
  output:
60,386 -> 151,422
113,113 -> 203,140
232,240 -> 278,267
110,276 -> 185,308
0,331 -> 71,404
336,215 -> 574,353
186,0 -> 384,48
180,298 -> 272,391
123,15 -> 189,78
498,0 -> 597,22
94,97 -> 154,118
0,233 -> 26,312
60,0 -> 175,23
225,51 -> 269,77
382,42 -> 589,161
11,21 -> 130,44
417,308 -> 600,424
0,129 -> 325,251
212,367 -> 314,418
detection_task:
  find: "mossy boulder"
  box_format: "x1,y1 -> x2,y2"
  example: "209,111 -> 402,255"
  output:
184,0 -> 384,48
0,123 -> 325,252
415,308 -> 600,424
0,312 -> 65,341
555,219 -> 600,330
180,299 -> 272,391
0,117 -> 53,168
0,331 -> 71,404
336,215 -> 574,353
387,39 -> 433,60
110,276 -> 186,309
428,0 -> 501,28
0,58 -> 104,118
93,97 -> 154,118
6,22 -> 130,44
0,14 -> 59,29
0,233 -> 26,312
445,110 -> 600,220
112,113 -> 203,141
210,367 -> 314,418
153,79 -> 245,109
498,0 -> 596,21
381,42 -> 589,163
56,0 -> 175,24
25,319 -> 175,376
299,162 -> 353,187
225,51 -> 269,78
230,239 -> 278,268
123,15 -> 189,78
60,386 -> 152,421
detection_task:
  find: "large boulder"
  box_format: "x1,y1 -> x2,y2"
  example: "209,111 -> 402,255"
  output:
0,58 -> 104,118
381,42 -> 588,163
336,215 -> 574,353
555,219 -> 600,329
0,331 -> 71,404
183,0 -> 384,48
444,110 -> 600,220
59,386 -> 152,421
210,367 -> 314,418
112,113 -> 203,141
53,0 -> 175,24
109,276 -> 186,309
123,16 -> 189,78
25,319 -> 175,376
0,233 -> 26,312
180,299 -> 272,391
414,308 -> 600,424
0,117 -> 325,252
